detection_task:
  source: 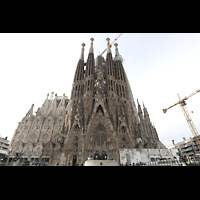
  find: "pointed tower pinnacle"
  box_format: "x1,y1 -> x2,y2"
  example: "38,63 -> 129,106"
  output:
137,99 -> 143,116
79,43 -> 85,61
89,38 -> 94,54
114,43 -> 123,62
143,102 -> 149,118
106,38 -> 111,54
25,104 -> 34,117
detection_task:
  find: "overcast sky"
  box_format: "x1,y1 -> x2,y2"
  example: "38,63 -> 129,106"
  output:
0,33 -> 200,147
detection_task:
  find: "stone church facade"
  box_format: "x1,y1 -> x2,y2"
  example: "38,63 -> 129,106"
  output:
8,38 -> 165,165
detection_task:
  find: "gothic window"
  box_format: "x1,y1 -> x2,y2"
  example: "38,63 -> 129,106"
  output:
101,134 -> 107,147
87,80 -> 90,92
122,85 -> 125,97
116,84 -> 119,95
77,70 -> 79,80
122,137 -> 126,148
25,120 -> 28,124
48,120 -> 50,124
78,85 -> 80,97
96,105 -> 104,115
81,85 -> 84,95
119,85 -> 122,97
37,120 -> 39,124
42,134 -> 49,142
110,115 -> 113,126
124,86 -> 126,98
59,119 -> 62,124
30,134 -> 36,141
74,124 -> 79,132
121,126 -> 126,134
18,135 -> 24,141
75,86 -> 77,97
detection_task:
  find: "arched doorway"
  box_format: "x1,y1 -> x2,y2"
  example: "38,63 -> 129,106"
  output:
72,155 -> 77,166
94,151 -> 100,160
101,151 -> 107,160
94,150 -> 107,160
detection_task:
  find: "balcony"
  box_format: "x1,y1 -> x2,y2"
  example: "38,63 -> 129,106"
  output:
181,147 -> 193,152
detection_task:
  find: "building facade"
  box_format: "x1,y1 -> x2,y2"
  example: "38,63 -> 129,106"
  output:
168,136 -> 200,158
0,136 -> 9,164
7,94 -> 69,165
8,38 -> 165,165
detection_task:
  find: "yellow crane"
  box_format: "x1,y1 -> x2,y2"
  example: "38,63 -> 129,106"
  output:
163,88 -> 200,154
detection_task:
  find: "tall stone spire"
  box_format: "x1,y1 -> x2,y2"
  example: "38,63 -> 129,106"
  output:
40,93 -> 49,117
89,38 -> 94,54
106,38 -> 111,54
85,38 -> 95,78
114,43 -> 123,62
25,104 -> 34,117
143,102 -> 149,117
79,43 -> 85,61
137,99 -> 142,116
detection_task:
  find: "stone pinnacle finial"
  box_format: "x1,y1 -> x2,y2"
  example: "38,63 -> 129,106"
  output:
114,43 -> 118,55
63,93 -> 65,96
89,38 -> 94,54
106,38 -> 111,53
113,43 -> 123,62
80,43 -> 85,61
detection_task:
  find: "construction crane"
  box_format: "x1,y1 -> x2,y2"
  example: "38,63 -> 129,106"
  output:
100,33 -> 123,56
163,88 -> 200,154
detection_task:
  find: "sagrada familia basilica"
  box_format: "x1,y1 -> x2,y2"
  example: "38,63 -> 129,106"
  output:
7,37 -> 165,165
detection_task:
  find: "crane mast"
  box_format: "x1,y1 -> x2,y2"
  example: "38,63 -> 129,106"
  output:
177,94 -> 200,154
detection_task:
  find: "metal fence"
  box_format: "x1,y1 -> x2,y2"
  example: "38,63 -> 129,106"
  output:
145,158 -> 200,166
